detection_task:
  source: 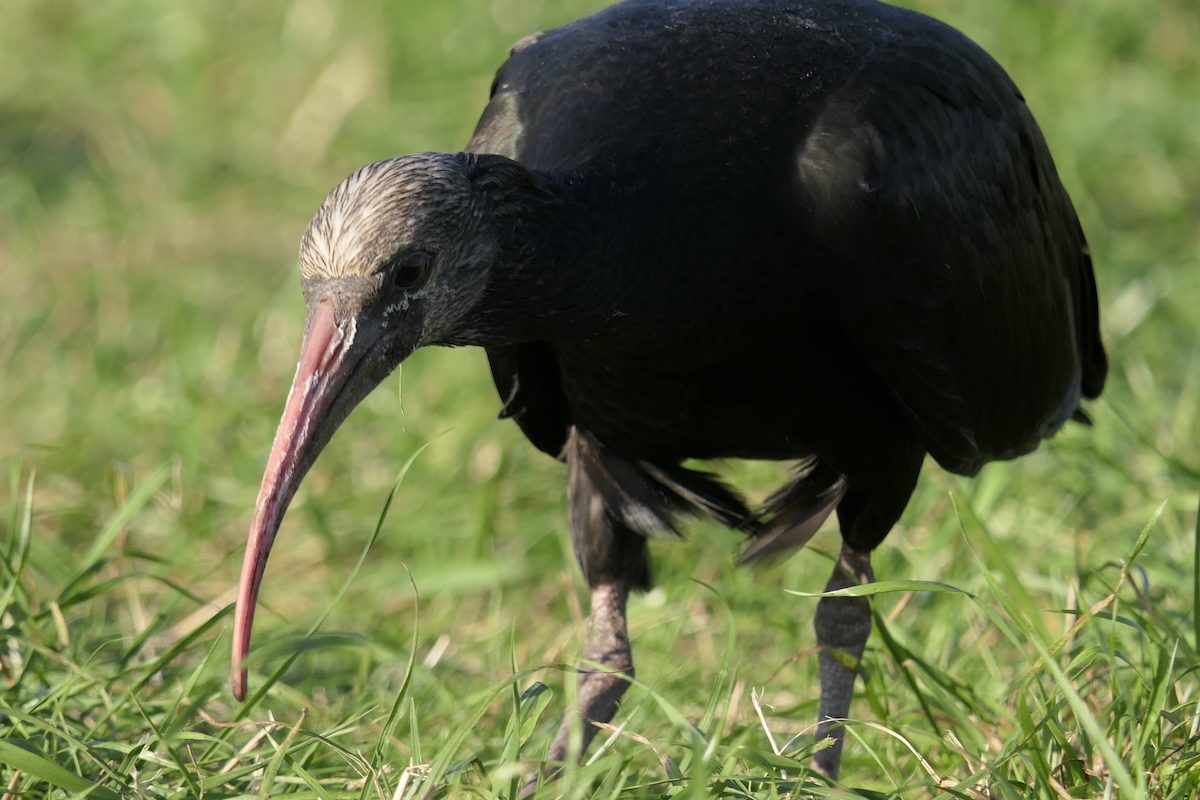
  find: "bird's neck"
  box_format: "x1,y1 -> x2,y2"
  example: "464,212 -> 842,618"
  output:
473,173 -> 638,345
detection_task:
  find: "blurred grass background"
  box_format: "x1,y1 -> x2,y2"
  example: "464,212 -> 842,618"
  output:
1,0 -> 1198,797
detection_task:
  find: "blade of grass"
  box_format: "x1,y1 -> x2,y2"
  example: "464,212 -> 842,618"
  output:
129,693 -> 203,798
1134,640 -> 1176,768
1193,491 -> 1199,652
0,740 -> 121,800
409,695 -> 422,768
258,708 -> 307,799
1109,401 -> 1200,482
80,463 -> 171,569
976,565 -> 1143,797
786,579 -> 972,599
871,609 -> 942,741
952,491 -> 1053,644
5,457 -> 21,555
498,622 -> 523,800
77,600 -> 232,739
288,757 -> 335,800
1025,628 -> 1141,797
361,565 -> 421,800
417,665 -> 566,792
691,580 -> 736,743
0,706 -> 126,787
164,629 -> 225,735
0,469 -> 34,619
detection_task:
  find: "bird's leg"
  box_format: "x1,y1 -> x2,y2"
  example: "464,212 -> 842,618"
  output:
547,580 -> 633,764
524,429 -> 648,794
812,543 -> 874,779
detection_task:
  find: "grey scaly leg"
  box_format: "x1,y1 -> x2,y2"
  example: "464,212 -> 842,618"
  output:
812,544 -> 874,779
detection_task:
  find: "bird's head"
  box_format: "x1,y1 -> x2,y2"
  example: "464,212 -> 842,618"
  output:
232,151 -> 539,699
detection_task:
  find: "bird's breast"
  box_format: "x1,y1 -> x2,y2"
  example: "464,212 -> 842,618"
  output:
550,308 -> 884,463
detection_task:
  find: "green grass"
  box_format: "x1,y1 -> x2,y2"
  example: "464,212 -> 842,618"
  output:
2,0 -> 1199,797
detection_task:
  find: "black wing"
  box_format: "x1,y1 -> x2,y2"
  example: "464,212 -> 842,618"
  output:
487,342 -> 570,459
793,25 -> 1106,474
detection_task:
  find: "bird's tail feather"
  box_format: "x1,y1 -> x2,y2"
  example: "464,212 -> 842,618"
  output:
566,430 -> 846,578
567,429 -> 755,590
739,460 -> 847,564
568,429 -> 754,538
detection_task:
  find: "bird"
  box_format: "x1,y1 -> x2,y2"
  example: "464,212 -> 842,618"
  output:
232,0 -> 1106,782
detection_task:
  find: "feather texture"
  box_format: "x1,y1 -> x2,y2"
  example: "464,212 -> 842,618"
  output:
740,460 -> 848,563
566,428 -> 755,587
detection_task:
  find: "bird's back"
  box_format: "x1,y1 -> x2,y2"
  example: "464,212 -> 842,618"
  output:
471,0 -> 1106,474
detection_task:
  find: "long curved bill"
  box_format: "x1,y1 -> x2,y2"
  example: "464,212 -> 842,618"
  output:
232,299 -> 355,700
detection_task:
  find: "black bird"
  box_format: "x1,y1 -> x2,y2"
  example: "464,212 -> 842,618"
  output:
233,0 -> 1105,781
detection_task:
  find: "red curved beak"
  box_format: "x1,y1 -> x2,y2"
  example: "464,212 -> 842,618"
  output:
232,299 -> 353,700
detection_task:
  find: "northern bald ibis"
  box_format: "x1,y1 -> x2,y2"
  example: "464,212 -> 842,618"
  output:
233,0 -> 1105,780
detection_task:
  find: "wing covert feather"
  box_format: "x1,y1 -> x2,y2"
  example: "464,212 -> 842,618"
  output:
794,30 -> 1103,473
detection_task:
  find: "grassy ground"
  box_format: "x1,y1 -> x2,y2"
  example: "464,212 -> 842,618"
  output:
2,0 -> 1199,797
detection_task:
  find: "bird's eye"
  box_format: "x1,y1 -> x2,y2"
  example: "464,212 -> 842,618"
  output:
386,250 -> 434,291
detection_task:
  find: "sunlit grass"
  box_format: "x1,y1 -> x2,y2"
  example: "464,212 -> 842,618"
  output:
2,0 -> 1198,797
